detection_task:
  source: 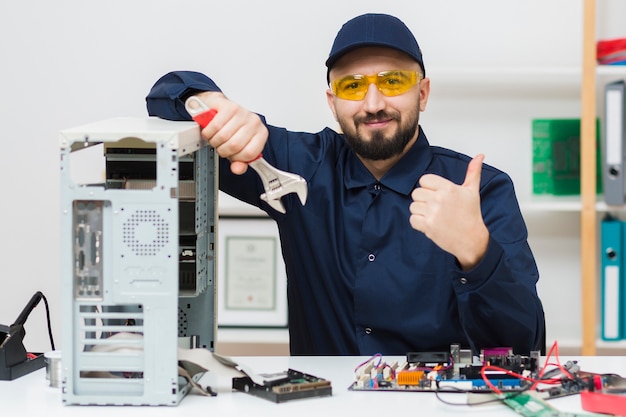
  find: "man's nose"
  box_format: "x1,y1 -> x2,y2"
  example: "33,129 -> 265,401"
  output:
361,83 -> 386,113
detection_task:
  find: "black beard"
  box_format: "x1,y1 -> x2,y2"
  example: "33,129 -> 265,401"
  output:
341,110 -> 419,161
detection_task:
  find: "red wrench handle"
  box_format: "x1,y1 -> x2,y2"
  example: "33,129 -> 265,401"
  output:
191,108 -> 217,129
188,102 -> 262,163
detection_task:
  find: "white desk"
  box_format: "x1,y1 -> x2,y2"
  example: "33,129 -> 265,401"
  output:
2,355 -> 624,416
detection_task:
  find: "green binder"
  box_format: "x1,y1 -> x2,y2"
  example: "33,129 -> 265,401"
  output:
532,118 -> 602,195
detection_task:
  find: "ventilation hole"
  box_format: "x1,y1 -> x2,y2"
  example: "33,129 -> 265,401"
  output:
122,209 -> 170,256
178,308 -> 188,337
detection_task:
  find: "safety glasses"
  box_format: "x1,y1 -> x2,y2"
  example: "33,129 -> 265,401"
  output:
331,70 -> 421,101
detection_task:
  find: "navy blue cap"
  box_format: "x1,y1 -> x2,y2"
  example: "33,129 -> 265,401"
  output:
325,14 -> 424,80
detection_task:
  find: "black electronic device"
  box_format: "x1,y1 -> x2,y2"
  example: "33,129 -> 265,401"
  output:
0,292 -> 48,380
232,369 -> 332,403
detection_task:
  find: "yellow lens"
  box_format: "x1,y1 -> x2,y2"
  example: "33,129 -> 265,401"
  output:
332,75 -> 369,100
331,70 -> 419,101
377,70 -> 418,97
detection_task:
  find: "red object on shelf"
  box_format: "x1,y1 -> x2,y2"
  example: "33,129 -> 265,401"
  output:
597,38 -> 626,65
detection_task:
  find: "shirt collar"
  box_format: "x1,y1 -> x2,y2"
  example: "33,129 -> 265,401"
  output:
344,127 -> 433,195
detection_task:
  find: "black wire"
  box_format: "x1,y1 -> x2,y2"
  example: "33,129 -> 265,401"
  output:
41,293 -> 55,351
434,386 -> 486,406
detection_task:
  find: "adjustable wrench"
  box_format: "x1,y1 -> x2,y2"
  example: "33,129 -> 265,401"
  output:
184,95 -> 308,213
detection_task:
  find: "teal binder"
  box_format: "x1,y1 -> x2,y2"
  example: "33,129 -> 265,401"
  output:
601,217 -> 624,340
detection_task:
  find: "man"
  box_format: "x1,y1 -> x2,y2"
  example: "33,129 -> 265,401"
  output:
146,13 -> 545,356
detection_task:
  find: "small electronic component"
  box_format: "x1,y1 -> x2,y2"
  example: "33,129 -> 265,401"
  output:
232,368 -> 332,403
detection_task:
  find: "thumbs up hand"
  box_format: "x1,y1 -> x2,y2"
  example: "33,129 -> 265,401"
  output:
409,154 -> 490,270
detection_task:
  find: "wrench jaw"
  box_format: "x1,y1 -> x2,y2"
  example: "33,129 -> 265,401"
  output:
260,177 -> 308,214
261,193 -> 287,214
249,158 -> 308,214
296,185 -> 308,207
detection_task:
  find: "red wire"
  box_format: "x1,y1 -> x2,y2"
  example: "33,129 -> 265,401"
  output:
530,340 -> 573,391
480,340 -> 571,395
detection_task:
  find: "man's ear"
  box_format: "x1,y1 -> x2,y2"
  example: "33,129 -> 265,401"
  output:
419,77 -> 430,112
326,88 -> 339,122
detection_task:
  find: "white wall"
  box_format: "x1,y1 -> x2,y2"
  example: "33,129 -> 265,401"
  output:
0,0 -> 588,352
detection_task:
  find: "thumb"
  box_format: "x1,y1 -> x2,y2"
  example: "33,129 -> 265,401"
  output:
230,160 -> 249,175
462,154 -> 485,190
194,91 -> 227,109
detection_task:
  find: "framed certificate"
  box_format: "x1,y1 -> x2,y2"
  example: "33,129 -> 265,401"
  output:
217,217 -> 288,327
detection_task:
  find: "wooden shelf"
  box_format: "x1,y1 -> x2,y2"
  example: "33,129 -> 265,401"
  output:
580,0 -> 598,356
519,196 -> 624,213
596,65 -> 626,77
579,0 -> 626,355
520,196 -> 588,212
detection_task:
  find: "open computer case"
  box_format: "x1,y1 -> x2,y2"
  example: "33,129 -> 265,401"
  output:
59,117 -> 217,405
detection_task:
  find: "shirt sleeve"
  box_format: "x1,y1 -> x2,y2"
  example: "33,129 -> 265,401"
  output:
145,71 -> 223,121
451,172 -> 546,355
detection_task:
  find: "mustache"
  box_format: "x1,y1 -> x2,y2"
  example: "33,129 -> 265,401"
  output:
356,111 -> 398,124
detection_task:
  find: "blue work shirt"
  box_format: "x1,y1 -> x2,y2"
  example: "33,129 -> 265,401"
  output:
146,71 -> 545,356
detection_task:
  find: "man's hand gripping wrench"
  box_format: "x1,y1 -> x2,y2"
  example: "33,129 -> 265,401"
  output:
185,96 -> 308,214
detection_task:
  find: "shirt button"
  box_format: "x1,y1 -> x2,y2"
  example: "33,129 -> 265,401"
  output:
368,254 -> 375,262
460,277 -> 468,284
365,327 -> 372,334
374,184 -> 381,191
